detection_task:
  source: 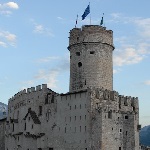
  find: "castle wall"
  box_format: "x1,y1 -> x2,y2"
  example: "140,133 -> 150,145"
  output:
52,90 -> 90,150
5,84 -> 140,150
87,87 -> 140,150
5,84 -> 56,150
0,118 -> 6,150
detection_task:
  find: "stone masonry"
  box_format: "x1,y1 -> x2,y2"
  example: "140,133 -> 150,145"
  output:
5,25 -> 140,150
0,118 -> 6,150
68,25 -> 114,92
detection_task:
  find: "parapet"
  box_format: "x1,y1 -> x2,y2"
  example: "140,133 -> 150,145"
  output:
87,87 -> 139,112
8,84 -> 48,103
68,25 -> 113,47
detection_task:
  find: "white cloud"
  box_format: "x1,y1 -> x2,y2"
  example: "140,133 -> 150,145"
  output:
114,47 -> 143,66
110,13 -> 150,40
22,54 -> 69,90
0,30 -> 17,47
110,13 -> 122,19
5,2 -> 19,9
34,25 -> 44,33
34,24 -> 54,37
133,18 -> 150,39
113,68 -> 121,74
57,17 -> 64,20
0,2 -> 19,16
144,80 -> 150,85
113,69 -> 117,74
0,41 -> 7,47
5,32 -> 16,42
0,10 -> 12,15
37,56 -> 60,63
109,14 -> 150,67
31,19 -> 54,37
34,69 -> 59,89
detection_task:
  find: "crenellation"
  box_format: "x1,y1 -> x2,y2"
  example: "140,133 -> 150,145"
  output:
36,85 -> 41,91
131,97 -> 139,113
31,87 -> 35,92
110,91 -> 119,101
42,84 -> 47,89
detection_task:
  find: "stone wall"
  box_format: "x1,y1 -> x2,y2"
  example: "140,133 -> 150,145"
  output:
88,87 -> 140,150
5,85 -> 140,150
68,25 -> 114,92
0,118 -> 6,150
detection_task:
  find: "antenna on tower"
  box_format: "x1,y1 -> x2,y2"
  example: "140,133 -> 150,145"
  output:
100,13 -> 104,26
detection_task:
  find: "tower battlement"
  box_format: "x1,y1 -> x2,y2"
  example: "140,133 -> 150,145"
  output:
8,84 -> 48,103
69,25 -> 114,48
88,87 -> 139,113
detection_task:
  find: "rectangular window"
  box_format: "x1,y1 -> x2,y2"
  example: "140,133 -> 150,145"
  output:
51,95 -> 54,103
12,123 -> 14,132
90,51 -> 95,54
85,126 -> 86,132
119,147 -> 121,150
39,106 -> 42,115
125,115 -> 128,119
108,111 -> 112,119
45,95 -> 48,104
76,52 -> 80,56
24,123 -> 26,130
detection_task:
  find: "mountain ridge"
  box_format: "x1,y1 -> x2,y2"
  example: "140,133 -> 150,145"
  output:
140,125 -> 150,146
0,102 -> 7,119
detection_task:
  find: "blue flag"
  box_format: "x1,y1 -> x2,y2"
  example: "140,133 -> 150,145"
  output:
82,5 -> 90,20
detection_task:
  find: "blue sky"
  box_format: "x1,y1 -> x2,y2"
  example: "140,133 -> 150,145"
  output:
0,0 -> 150,126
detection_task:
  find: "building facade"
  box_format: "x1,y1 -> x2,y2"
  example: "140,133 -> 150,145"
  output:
0,118 -> 6,150
5,25 -> 140,150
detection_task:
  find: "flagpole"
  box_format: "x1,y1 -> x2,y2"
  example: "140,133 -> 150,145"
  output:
75,14 -> 78,28
89,2 -> 91,25
103,13 -> 105,27
100,13 -> 104,26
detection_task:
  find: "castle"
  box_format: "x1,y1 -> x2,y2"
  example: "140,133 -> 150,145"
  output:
5,25 -> 140,150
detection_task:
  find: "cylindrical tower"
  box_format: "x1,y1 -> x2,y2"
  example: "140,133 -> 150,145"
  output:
68,25 -> 114,92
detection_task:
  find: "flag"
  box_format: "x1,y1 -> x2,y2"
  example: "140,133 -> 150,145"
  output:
100,17 -> 103,26
82,4 -> 90,20
75,14 -> 78,28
